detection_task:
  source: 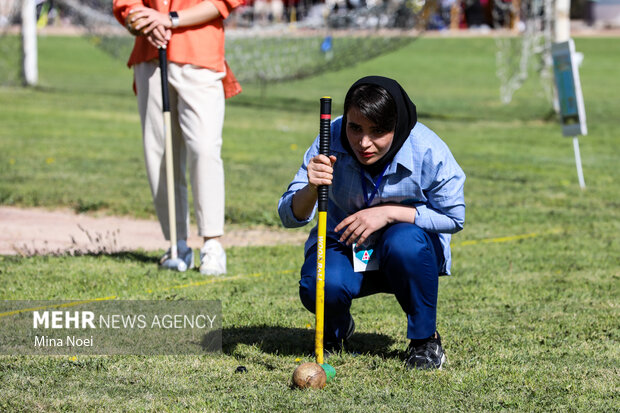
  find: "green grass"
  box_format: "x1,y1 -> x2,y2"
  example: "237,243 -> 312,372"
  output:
0,35 -> 619,411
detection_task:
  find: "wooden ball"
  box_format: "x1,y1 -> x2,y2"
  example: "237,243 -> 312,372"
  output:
292,362 -> 327,389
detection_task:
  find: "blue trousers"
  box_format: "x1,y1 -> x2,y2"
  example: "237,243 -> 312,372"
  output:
300,223 -> 443,341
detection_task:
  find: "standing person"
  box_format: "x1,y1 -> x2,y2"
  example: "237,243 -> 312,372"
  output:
278,76 -> 466,369
113,0 -> 243,275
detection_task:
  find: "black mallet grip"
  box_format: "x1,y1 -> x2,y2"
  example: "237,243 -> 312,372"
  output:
159,47 -> 170,113
318,97 -> 332,212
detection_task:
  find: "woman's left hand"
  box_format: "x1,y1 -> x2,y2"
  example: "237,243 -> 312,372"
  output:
335,207 -> 391,246
145,25 -> 171,48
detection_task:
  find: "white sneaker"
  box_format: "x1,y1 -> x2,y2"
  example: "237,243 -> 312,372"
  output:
200,239 -> 226,276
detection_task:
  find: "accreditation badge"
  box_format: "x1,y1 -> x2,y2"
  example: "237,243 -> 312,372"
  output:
352,243 -> 379,272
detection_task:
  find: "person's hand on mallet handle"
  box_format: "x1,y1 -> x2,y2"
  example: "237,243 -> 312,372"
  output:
125,8 -> 171,48
125,2 -> 221,47
308,154 -> 337,189
291,154 -> 337,222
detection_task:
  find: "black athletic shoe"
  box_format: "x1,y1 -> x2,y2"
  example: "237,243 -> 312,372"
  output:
405,332 -> 446,370
324,316 -> 355,354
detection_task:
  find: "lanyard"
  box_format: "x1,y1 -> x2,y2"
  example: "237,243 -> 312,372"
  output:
361,163 -> 390,207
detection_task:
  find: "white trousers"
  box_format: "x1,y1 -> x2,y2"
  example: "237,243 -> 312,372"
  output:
135,61 -> 226,240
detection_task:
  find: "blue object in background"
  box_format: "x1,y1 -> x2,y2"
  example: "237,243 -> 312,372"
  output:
321,36 -> 333,54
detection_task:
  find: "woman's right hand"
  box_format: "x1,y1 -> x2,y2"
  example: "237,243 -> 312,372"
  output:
307,155 -> 337,190
291,154 -> 337,221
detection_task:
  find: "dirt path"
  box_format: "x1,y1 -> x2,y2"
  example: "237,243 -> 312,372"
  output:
0,206 -> 307,256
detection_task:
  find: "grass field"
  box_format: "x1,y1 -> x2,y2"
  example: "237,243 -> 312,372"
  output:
0,35 -> 619,411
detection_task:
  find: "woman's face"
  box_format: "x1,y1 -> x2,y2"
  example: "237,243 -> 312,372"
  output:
345,106 -> 394,166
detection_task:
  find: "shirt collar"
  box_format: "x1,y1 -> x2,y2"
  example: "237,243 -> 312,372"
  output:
331,116 -> 348,154
388,128 -> 415,174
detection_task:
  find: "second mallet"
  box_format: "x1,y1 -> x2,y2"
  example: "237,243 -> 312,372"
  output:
158,47 -> 187,272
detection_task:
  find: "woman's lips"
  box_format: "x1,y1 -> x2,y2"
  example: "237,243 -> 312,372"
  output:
358,151 -> 374,159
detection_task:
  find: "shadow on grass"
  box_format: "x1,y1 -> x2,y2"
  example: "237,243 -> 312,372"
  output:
216,325 -> 399,359
6,246 -> 160,264
68,250 -> 158,264
102,251 -> 158,264
31,84 -> 134,99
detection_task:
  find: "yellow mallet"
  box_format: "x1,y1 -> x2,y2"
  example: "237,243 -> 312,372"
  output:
292,97 -> 335,389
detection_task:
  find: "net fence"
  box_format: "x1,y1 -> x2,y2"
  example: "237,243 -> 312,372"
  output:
494,0 -> 555,104
1,0 -> 436,87
2,0 -> 557,104
0,0 -> 22,85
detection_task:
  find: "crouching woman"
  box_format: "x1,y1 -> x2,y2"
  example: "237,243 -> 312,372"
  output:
278,76 -> 465,369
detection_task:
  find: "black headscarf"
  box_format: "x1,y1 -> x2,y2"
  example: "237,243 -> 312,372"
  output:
340,76 -> 417,176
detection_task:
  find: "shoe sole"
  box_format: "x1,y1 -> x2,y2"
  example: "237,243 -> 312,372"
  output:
437,353 -> 447,370
199,269 -> 226,276
405,351 -> 447,370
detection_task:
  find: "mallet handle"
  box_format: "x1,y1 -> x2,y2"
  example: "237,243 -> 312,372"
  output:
318,97 -> 332,211
159,47 -> 170,113
315,97 -> 331,365
159,47 -> 177,260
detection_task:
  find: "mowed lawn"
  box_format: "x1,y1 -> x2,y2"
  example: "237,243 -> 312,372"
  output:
0,34 -> 618,411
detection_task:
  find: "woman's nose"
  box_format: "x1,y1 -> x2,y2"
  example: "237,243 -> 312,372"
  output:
359,134 -> 371,148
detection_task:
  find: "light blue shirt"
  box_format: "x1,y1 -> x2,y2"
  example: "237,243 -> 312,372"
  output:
278,117 -> 466,275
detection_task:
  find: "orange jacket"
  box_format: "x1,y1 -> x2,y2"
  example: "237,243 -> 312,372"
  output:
113,0 -> 242,98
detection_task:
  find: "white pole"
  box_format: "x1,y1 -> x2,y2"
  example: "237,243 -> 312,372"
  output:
552,0 -> 571,114
555,0 -> 586,190
554,0 -> 571,42
572,137 -> 586,189
21,0 -> 38,86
